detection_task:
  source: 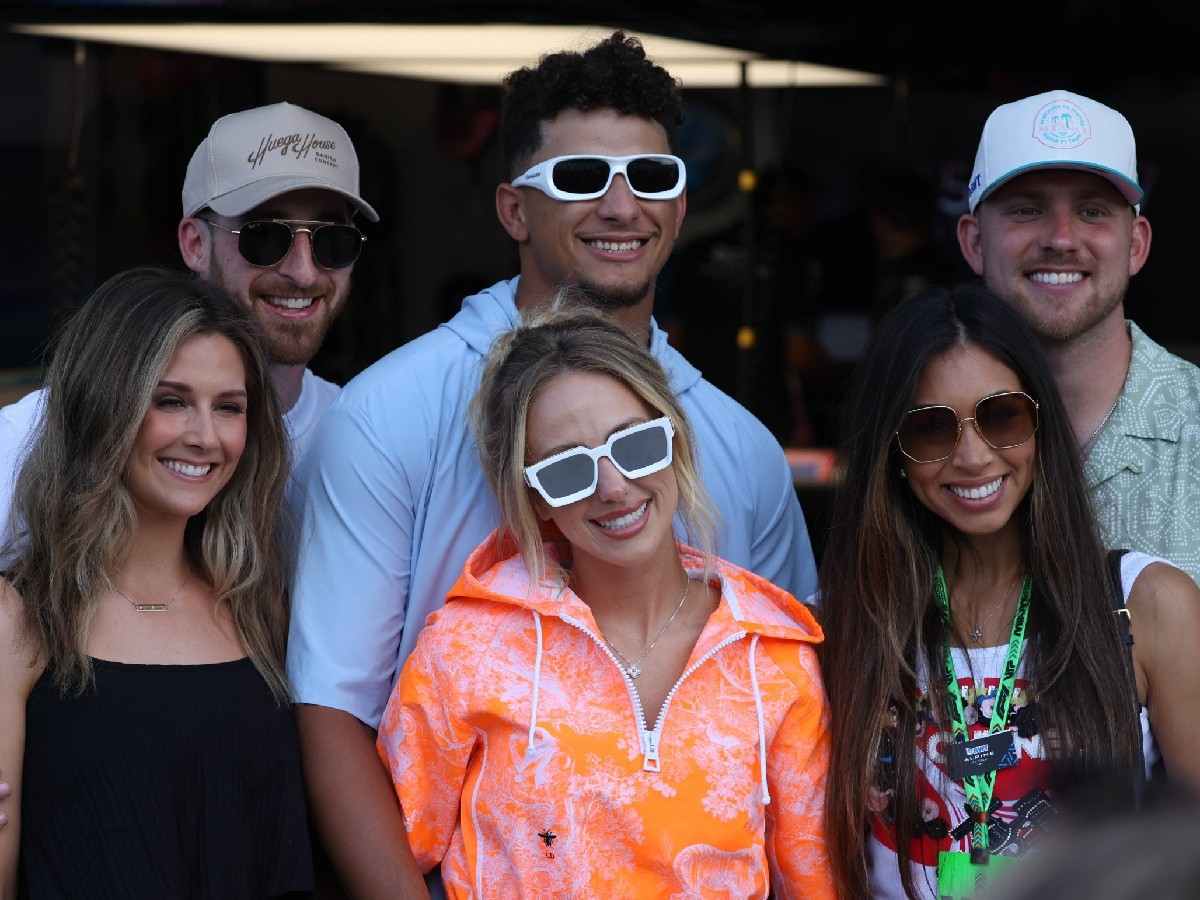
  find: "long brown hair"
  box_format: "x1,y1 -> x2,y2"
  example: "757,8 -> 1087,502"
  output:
820,285 -> 1141,898
5,267 -> 292,700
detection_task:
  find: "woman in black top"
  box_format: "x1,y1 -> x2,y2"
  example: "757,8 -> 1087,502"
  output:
0,268 -> 311,899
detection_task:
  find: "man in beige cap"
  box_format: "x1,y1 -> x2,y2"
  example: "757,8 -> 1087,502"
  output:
178,100 -> 378,449
958,90 -> 1200,580
0,101 -> 377,560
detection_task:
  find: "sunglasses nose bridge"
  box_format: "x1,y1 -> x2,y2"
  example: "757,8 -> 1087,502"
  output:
954,414 -> 1002,460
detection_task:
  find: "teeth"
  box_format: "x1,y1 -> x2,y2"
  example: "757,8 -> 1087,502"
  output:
1029,271 -> 1083,285
588,240 -> 642,252
595,501 -> 648,530
163,460 -> 212,478
948,477 -> 1003,500
266,296 -> 315,309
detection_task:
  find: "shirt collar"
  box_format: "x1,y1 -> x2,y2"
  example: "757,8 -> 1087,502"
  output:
1106,321 -> 1184,443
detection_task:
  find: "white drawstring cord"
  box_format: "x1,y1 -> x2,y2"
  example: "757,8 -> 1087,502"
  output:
527,610 -> 544,755
748,634 -> 771,805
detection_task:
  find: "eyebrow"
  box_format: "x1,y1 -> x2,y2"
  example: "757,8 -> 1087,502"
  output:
532,416 -> 651,460
157,381 -> 248,399
997,189 -> 1120,206
250,207 -> 351,223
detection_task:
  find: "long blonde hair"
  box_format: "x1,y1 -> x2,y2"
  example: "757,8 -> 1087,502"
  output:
5,267 -> 292,700
473,300 -> 715,585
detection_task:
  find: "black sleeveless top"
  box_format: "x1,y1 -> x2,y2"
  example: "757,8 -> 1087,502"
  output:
19,657 -> 313,899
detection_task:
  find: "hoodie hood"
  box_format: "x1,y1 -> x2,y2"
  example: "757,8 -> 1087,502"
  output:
439,277 -> 705,398
441,277 -> 523,356
447,528 -> 823,647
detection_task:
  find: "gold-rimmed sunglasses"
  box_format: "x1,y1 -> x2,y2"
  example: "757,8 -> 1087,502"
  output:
895,391 -> 1039,464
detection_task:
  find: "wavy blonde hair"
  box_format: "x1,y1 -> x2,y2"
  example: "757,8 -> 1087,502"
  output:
473,298 -> 715,585
5,267 -> 292,700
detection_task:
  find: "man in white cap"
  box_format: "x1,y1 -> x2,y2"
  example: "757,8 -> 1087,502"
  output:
0,101 -> 377,555
958,89 -> 1200,580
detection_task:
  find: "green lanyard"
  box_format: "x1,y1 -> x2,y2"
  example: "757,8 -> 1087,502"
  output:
932,566 -> 1031,860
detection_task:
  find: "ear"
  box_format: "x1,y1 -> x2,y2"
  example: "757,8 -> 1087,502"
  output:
178,217 -> 212,276
496,183 -> 529,242
956,213 -> 985,276
671,190 -> 687,240
1128,214 -> 1152,277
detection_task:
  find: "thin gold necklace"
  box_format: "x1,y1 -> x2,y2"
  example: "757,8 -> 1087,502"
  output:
958,579 -> 1021,645
115,575 -> 189,613
603,578 -> 691,679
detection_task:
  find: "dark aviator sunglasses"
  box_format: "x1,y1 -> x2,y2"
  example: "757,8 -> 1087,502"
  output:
201,217 -> 365,270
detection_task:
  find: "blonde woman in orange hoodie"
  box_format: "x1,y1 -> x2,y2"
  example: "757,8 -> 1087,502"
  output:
376,307 -> 833,898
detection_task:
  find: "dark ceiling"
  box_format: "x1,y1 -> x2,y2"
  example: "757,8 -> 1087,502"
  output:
6,0 -> 1200,91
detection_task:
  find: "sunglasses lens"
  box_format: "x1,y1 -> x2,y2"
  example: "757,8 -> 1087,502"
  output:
977,394 -> 1037,448
610,424 -> 670,473
313,224 -> 363,269
534,453 -> 596,502
237,221 -> 293,266
898,407 -> 959,462
550,158 -> 611,196
626,157 -> 681,194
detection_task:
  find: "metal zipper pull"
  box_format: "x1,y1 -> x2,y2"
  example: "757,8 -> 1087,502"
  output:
641,729 -> 661,773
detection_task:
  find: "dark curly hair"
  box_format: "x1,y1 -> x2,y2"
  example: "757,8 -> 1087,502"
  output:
500,31 -> 683,178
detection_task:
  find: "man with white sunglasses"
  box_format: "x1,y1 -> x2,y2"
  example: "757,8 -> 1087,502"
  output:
288,31 -> 818,896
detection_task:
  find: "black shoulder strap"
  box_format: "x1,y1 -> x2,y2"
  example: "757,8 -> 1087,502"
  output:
1106,547 -> 1145,805
1107,548 -> 1133,648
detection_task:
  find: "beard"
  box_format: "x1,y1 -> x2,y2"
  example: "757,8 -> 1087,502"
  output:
262,317 -> 332,366
569,276 -> 653,311
208,251 -> 342,367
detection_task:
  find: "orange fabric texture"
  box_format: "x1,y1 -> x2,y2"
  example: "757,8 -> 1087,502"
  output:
376,531 -> 834,898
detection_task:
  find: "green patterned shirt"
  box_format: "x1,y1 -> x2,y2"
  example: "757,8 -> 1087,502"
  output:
1086,322 -> 1200,583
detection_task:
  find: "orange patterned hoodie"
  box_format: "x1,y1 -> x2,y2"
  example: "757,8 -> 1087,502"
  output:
377,531 -> 833,898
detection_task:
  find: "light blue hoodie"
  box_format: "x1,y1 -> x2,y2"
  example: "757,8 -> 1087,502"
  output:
287,277 -> 816,728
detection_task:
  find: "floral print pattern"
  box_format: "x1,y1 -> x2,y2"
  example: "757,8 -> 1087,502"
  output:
377,531 -> 834,898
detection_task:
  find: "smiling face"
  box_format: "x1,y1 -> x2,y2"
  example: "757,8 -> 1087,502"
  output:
901,343 -> 1037,539
201,188 -> 354,366
524,369 -> 679,570
505,108 -> 685,312
124,333 -> 248,525
958,170 -> 1151,344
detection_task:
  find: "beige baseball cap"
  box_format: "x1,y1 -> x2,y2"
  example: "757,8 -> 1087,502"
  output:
182,101 -> 379,222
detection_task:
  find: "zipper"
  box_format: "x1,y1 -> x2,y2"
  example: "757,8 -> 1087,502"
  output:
560,614 -> 748,772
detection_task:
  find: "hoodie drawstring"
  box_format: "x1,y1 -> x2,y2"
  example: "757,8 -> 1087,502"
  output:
748,634 -> 772,805
527,610 -> 544,755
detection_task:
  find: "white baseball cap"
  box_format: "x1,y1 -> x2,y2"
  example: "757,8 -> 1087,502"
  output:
182,101 -> 379,222
967,89 -> 1142,213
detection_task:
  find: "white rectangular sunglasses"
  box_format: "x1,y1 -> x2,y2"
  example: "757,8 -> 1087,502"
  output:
523,417 -> 675,507
511,154 -> 686,201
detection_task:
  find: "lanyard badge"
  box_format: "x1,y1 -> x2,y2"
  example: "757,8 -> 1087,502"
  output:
932,566 -> 1031,884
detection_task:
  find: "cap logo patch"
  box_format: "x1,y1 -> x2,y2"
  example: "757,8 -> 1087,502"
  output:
246,132 -> 339,171
1032,99 -> 1091,150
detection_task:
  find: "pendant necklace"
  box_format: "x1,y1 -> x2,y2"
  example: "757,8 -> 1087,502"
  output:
116,574 -> 189,613
604,578 -> 691,679
961,579 -> 1019,645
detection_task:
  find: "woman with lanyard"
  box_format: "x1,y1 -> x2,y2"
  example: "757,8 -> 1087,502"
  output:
375,307 -> 833,897
819,285 -> 1200,899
